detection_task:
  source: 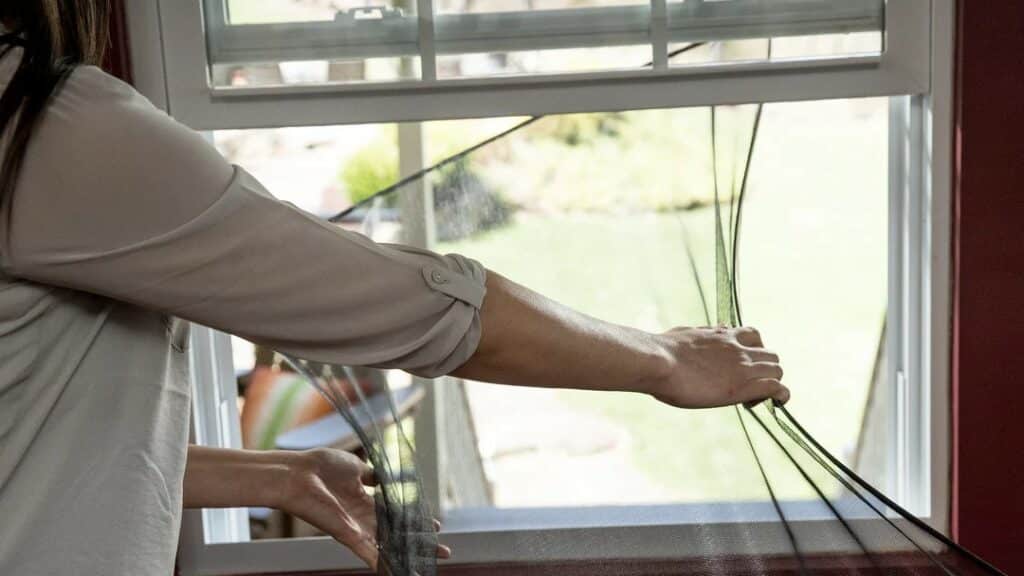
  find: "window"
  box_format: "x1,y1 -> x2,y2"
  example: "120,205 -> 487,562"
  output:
126,1 -> 952,574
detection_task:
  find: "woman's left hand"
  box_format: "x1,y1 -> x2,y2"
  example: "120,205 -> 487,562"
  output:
184,445 -> 450,569
278,448 -> 451,570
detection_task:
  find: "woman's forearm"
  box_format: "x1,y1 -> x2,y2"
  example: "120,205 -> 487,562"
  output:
453,271 -> 788,409
183,445 -> 295,509
453,271 -> 671,395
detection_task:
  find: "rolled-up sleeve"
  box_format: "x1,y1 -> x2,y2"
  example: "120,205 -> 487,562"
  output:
1,66 -> 486,378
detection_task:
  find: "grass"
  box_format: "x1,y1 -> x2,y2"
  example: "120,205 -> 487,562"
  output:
440,208 -> 884,501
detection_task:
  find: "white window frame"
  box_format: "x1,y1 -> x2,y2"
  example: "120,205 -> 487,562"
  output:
125,1 -> 954,574
153,0 -> 928,129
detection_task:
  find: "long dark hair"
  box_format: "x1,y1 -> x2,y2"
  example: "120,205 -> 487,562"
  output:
0,2 -> 109,209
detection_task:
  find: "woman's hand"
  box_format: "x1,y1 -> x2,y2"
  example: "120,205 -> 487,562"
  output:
183,445 -> 450,571
277,448 -> 382,568
648,326 -> 788,409
278,448 -> 451,570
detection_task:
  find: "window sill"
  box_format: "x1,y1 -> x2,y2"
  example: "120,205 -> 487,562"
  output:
181,500 -> 939,575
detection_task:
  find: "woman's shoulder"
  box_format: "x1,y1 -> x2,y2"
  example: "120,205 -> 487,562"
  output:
5,63 -> 235,268
48,65 -> 168,135
29,63 -> 230,188
65,64 -> 138,99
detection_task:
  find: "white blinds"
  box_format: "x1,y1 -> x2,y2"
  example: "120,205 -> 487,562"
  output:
203,0 -> 884,84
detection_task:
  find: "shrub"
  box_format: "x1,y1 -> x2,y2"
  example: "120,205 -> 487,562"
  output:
340,133 -> 399,206
433,159 -> 511,242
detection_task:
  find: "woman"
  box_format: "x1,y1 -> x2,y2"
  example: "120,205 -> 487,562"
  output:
0,2 -> 786,574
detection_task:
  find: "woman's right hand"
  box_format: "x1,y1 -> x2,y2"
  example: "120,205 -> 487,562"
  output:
454,272 -> 786,409
647,326 -> 788,409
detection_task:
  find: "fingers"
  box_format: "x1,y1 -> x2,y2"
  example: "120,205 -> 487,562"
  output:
734,326 -> 763,348
326,509 -> 379,570
361,464 -> 379,487
744,347 -> 779,363
350,532 -> 380,571
738,378 -> 790,405
747,361 -> 783,381
431,518 -> 451,559
308,487 -> 379,570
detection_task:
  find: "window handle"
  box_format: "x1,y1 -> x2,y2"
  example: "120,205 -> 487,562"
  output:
334,6 -> 407,23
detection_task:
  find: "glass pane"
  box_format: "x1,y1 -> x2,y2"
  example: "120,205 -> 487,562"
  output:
667,0 -> 883,66
208,0 -> 421,87
430,98 -> 889,508
225,0 -> 401,24
211,57 -> 421,88
433,0 -> 653,78
435,0 -> 648,15
668,33 -> 882,68
436,45 -> 651,79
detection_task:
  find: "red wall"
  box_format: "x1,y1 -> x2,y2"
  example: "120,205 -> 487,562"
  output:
951,2 -> 1024,574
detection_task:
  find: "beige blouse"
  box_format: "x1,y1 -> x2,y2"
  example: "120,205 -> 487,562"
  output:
0,48 -> 486,575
